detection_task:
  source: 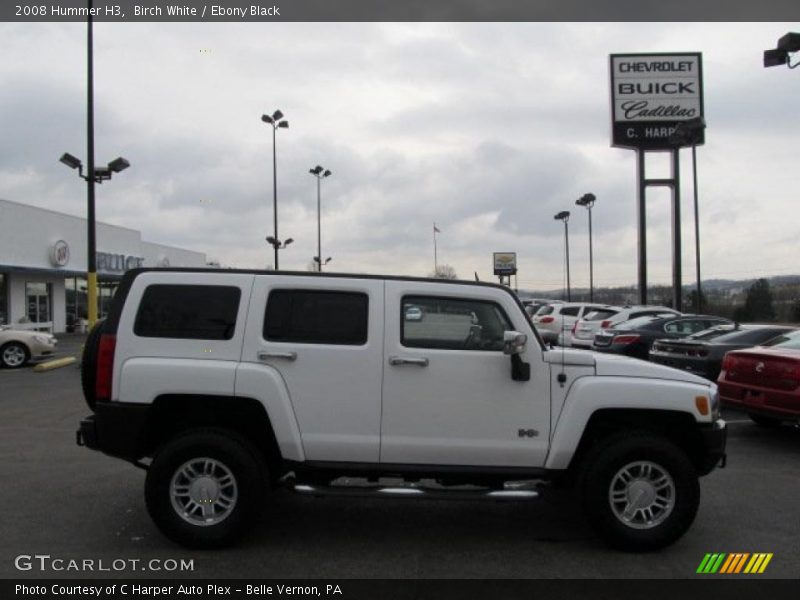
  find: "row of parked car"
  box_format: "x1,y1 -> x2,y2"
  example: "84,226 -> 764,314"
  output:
522,299 -> 800,427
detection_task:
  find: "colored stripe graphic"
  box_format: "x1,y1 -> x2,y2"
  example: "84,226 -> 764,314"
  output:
697,553 -> 727,573
720,553 -> 749,573
744,553 -> 773,574
699,553 -> 773,574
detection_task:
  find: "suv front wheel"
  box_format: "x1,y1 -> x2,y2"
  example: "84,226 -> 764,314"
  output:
145,429 -> 269,548
579,432 -> 700,551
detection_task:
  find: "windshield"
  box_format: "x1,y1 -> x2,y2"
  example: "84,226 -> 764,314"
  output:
535,305 -> 556,316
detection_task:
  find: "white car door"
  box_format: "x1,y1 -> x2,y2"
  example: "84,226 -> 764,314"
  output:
380,281 -> 551,468
241,276 -> 384,463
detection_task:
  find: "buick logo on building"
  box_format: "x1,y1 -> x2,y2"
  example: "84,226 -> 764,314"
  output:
50,240 -> 70,267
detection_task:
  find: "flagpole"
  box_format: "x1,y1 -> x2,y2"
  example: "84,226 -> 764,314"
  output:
433,223 -> 438,274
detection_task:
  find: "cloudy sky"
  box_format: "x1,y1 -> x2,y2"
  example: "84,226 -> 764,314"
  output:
1,21 -> 797,290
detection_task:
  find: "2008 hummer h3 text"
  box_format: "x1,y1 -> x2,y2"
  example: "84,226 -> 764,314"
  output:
77,269 -> 726,550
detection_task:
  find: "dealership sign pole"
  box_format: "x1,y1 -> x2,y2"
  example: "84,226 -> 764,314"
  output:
610,52 -> 704,309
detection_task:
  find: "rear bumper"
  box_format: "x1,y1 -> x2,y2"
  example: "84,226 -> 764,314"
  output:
719,382 -> 800,419
697,419 -> 727,475
77,401 -> 150,461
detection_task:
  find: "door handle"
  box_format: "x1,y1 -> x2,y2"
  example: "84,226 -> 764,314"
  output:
257,351 -> 297,362
389,356 -> 429,367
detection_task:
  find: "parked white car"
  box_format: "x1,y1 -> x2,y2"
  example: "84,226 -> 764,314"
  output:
0,325 -> 58,368
532,302 -> 616,345
571,305 -> 680,350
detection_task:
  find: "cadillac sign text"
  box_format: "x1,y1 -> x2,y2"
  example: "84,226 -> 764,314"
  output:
609,53 -> 704,150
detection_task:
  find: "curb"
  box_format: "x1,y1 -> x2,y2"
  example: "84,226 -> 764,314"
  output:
33,356 -> 77,372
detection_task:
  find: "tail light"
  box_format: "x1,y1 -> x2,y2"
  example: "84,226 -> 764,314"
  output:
721,354 -> 738,373
612,334 -> 641,345
95,334 -> 117,402
539,316 -> 555,324
600,320 -> 612,329
687,348 -> 709,357
571,322 -> 579,335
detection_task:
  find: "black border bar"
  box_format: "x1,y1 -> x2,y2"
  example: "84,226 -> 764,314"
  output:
4,0 -> 800,22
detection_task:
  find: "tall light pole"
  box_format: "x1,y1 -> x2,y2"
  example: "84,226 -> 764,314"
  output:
554,211 -> 571,301
59,150 -> 130,329
261,109 -> 289,269
670,117 -> 706,313
309,165 -> 332,271
576,193 -> 596,302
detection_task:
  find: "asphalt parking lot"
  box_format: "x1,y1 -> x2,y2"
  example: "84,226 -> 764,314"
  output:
2,345 -> 799,580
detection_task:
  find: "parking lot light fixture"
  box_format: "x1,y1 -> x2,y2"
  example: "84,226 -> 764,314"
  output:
309,165 -> 333,271
554,211 -> 571,302
261,109 -> 290,269
59,149 -> 130,329
59,153 -> 82,170
575,193 -> 596,302
763,32 -> 800,69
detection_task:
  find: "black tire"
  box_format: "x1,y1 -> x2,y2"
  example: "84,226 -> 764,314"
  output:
145,429 -> 270,549
80,320 -> 107,411
579,432 -> 700,552
1,341 -> 30,369
748,413 -> 782,428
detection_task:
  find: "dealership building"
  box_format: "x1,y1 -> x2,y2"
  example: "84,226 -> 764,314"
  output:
0,198 -> 211,333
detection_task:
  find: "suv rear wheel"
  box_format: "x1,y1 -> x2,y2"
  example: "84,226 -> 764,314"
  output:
579,432 -> 700,551
145,429 -> 269,548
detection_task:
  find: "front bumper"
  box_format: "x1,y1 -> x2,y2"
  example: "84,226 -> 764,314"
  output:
697,419 -> 727,475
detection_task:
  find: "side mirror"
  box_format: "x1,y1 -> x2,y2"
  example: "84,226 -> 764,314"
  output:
504,330 -> 530,381
503,331 -> 527,355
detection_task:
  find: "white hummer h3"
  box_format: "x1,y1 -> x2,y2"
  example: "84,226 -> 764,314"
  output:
77,269 -> 727,550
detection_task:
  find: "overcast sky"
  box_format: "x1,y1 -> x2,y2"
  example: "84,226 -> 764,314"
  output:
1,21 -> 797,290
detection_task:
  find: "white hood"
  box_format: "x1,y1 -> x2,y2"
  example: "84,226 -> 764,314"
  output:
543,348 -> 712,386
592,351 -> 713,386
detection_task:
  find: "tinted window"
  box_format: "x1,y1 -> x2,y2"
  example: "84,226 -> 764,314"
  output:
559,306 -> 580,317
402,296 -> 512,351
134,284 -> 241,340
264,290 -> 368,345
535,304 -> 556,316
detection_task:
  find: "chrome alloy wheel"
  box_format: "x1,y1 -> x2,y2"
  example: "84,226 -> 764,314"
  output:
170,458 -> 238,526
2,344 -> 27,367
608,461 -> 675,530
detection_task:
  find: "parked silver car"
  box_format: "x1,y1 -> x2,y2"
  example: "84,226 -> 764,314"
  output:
0,325 -> 58,368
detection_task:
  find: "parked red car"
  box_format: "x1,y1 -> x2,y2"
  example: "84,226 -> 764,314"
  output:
717,330 -> 800,426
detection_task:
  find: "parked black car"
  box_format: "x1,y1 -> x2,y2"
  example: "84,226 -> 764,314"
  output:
649,324 -> 797,381
593,314 -> 732,360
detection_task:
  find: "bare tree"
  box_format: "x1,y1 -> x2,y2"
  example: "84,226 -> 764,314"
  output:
430,264 -> 458,280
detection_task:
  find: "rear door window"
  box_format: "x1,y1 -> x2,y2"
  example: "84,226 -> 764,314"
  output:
264,290 -> 368,345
